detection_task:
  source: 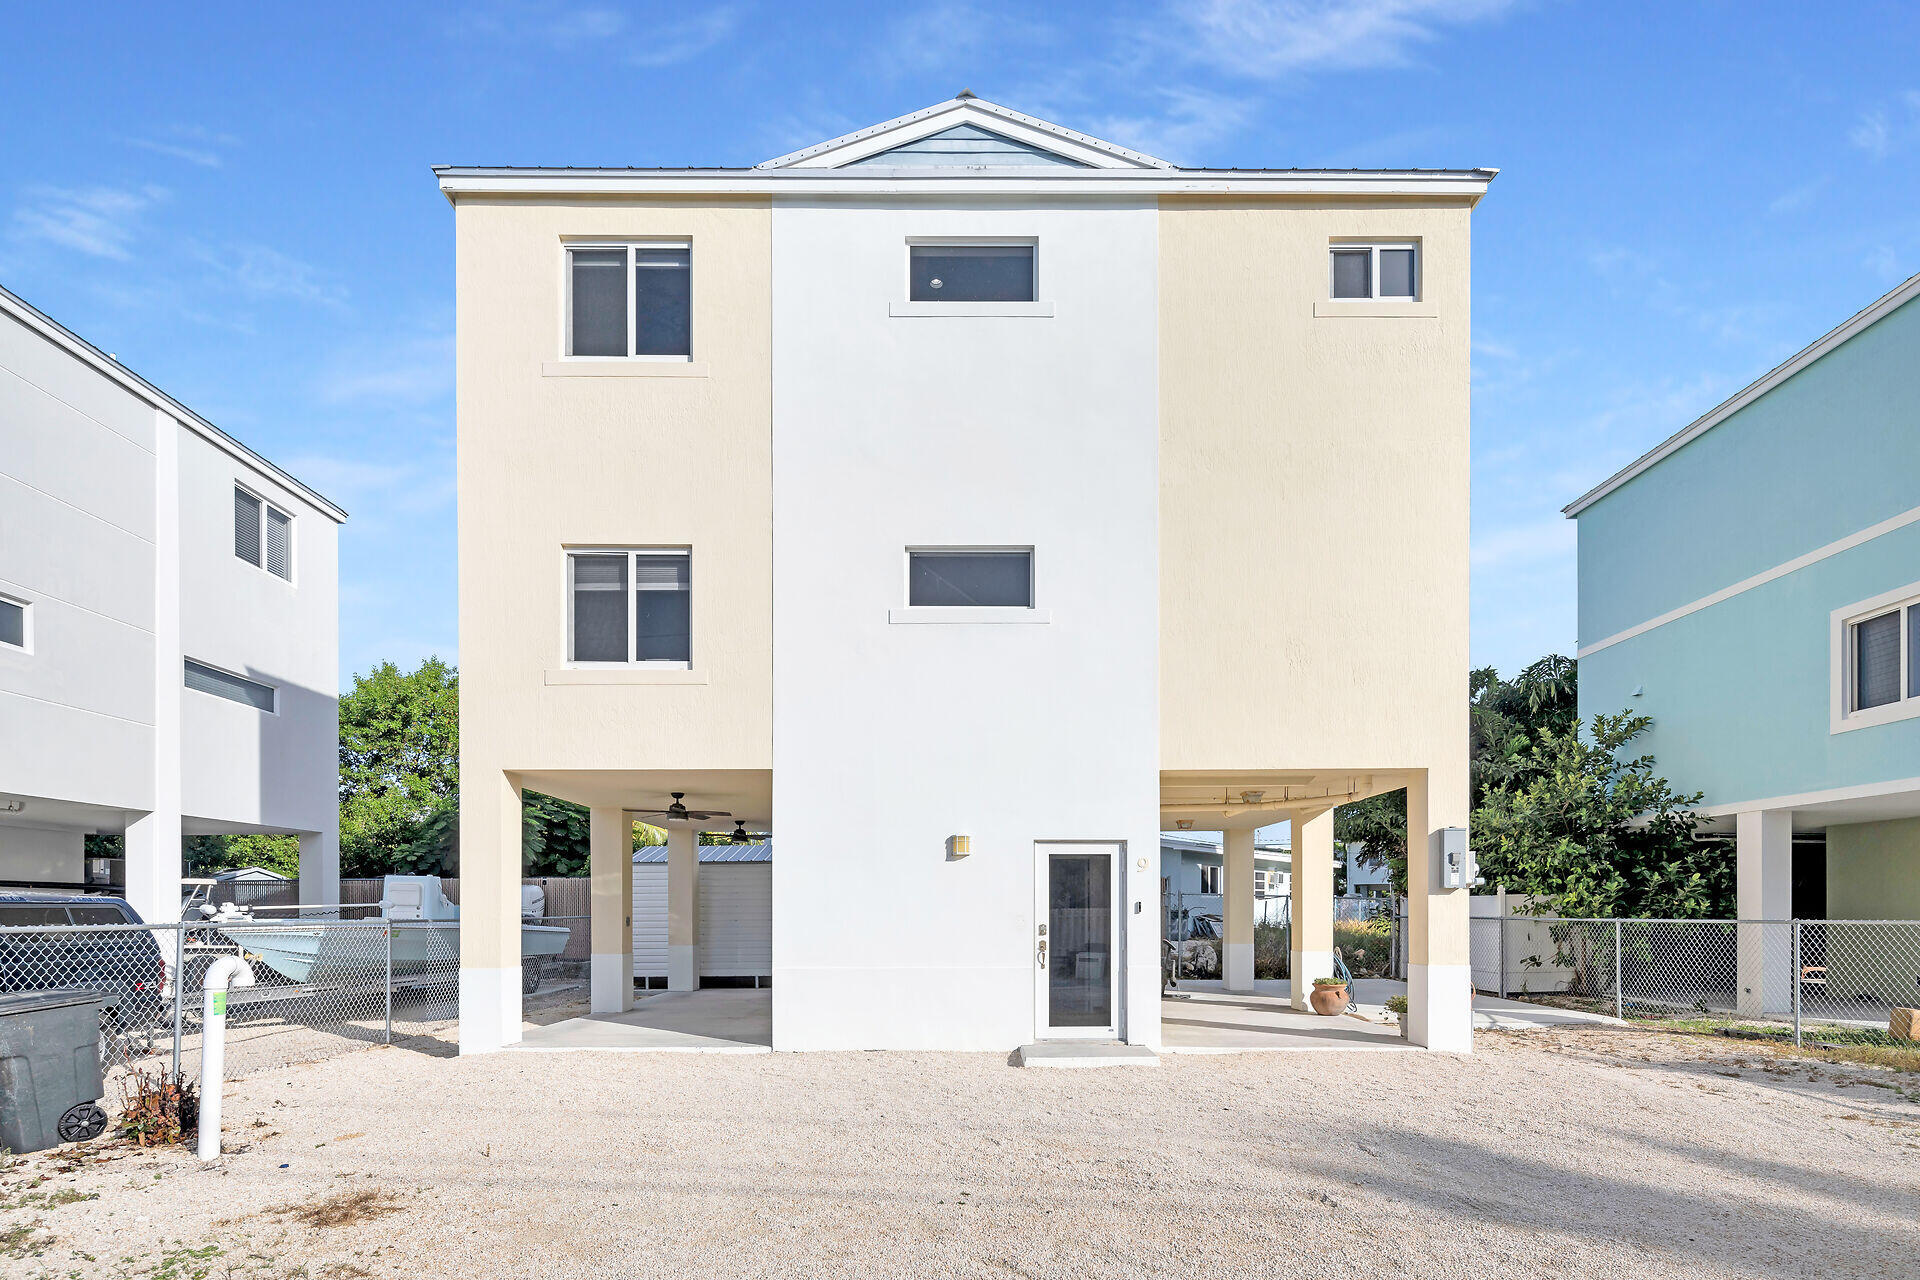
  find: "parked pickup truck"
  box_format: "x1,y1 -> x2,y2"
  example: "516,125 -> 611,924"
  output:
0,894 -> 169,1055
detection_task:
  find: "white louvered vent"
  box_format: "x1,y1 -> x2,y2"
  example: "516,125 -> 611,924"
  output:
265,507 -> 292,580
184,658 -> 276,712
234,487 -> 262,566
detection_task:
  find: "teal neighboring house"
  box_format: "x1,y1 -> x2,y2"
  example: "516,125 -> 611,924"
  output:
1567,272 -> 1920,973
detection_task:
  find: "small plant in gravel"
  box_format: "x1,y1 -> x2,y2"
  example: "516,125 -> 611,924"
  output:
1384,995 -> 1409,1019
267,1188 -> 405,1229
118,1070 -> 199,1147
0,1221 -> 54,1259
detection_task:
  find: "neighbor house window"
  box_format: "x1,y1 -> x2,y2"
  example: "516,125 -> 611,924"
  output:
1850,602 -> 1919,712
568,549 -> 691,665
567,243 -> 691,358
0,594 -> 28,652
907,548 -> 1033,607
1198,865 -> 1221,895
234,485 -> 293,581
909,243 -> 1036,302
184,658 -> 276,713
1329,243 -> 1419,300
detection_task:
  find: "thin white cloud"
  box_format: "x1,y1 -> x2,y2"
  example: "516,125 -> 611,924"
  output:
186,240 -> 349,310
1850,90 -> 1920,158
1078,86 -> 1252,164
316,334 -> 454,406
1170,0 -> 1519,78
626,6 -> 742,67
454,1 -> 740,64
1471,517 -> 1574,571
124,126 -> 240,169
10,184 -> 166,260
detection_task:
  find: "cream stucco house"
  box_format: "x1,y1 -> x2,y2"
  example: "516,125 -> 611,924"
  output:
438,95 -> 1490,1056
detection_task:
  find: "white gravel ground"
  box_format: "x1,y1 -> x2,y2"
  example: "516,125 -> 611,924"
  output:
3,1026 -> 1917,1279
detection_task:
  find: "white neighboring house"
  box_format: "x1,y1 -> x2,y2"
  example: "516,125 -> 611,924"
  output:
0,284 -> 345,922
1344,842 -> 1395,898
1160,833 -> 1291,901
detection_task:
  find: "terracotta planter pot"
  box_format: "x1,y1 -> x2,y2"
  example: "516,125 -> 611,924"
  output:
1309,983 -> 1349,1016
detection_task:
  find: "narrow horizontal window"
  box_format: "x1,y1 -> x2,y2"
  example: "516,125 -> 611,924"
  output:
910,244 -> 1035,302
569,549 -> 691,666
0,596 -> 25,651
1328,243 -> 1420,301
907,549 -> 1033,608
185,658 -> 276,712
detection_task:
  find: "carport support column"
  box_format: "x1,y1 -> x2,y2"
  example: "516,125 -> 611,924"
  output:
589,806 -> 634,1014
1222,827 -> 1255,993
667,825 -> 699,991
297,829 -> 339,910
1406,768 -> 1473,1052
1736,809 -> 1793,1017
1289,808 -> 1335,1010
458,771 -> 524,1054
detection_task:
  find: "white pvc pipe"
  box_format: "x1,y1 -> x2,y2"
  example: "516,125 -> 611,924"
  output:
197,955 -> 257,1162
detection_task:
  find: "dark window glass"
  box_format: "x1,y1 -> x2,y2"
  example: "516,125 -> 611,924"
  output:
907,551 -> 1033,607
633,554 -> 691,662
1331,249 -> 1372,299
1047,852 -> 1112,1027
634,248 -> 691,356
1378,248 -> 1417,298
1910,605 -> 1920,700
909,245 -> 1034,302
68,905 -> 130,925
234,487 -> 262,565
0,906 -> 71,925
1856,610 -> 1901,709
0,599 -> 22,649
184,659 -> 276,712
569,249 -> 627,356
570,555 -> 629,662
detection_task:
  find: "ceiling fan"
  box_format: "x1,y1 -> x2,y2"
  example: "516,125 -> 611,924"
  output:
729,821 -> 753,844
631,792 -> 731,823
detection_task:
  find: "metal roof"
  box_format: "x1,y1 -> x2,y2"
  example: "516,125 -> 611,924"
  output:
633,841 -> 771,864
0,282 -> 348,522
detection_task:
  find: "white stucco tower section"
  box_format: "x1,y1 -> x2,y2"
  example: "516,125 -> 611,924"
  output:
770,198 -> 1162,1051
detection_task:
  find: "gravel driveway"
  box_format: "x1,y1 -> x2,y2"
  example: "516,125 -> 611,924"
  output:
3,1027 -> 1915,1279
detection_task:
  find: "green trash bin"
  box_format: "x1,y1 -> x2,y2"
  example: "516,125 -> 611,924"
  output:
0,989 -> 110,1154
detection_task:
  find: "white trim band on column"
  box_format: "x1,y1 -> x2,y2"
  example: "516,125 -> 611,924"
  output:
1290,949 -> 1334,1010
591,952 -> 632,1014
459,967 -> 523,1055
1407,963 -> 1473,1053
1222,941 -> 1254,994
668,944 -> 697,992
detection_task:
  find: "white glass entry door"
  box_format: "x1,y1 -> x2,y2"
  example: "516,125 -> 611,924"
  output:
1034,842 -> 1120,1040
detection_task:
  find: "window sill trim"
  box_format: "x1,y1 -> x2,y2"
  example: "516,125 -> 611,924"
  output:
1312,300 -> 1438,319
887,607 -> 1051,625
887,302 -> 1055,318
545,667 -> 706,686
541,361 -> 709,378
1831,698 -> 1920,734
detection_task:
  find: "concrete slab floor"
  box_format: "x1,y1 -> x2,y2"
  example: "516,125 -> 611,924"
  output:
511,986 -> 772,1053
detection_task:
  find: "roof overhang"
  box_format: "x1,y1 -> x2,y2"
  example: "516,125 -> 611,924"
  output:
434,167 -> 1496,201
0,284 -> 348,523
757,94 -> 1173,170
1564,268 -> 1920,518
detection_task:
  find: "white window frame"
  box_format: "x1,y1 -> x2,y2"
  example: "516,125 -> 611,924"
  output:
1831,580 -> 1920,733
1198,864 -> 1221,895
0,591 -> 32,655
890,238 -> 1053,317
183,657 -> 278,715
234,483 -> 296,584
889,545 -> 1049,624
564,547 -> 693,670
561,240 -> 693,362
1328,241 -> 1421,301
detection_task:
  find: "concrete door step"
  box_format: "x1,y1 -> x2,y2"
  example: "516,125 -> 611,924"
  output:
1015,1042 -> 1159,1068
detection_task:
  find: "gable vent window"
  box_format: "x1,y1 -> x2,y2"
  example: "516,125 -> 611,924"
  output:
910,244 -> 1035,302
184,659 -> 276,713
234,485 -> 294,582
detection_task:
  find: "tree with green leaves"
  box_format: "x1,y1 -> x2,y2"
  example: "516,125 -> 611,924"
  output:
1474,711 -> 1729,918
338,657 -> 459,876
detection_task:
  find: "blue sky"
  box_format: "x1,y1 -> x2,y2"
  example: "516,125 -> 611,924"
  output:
5,2 -> 1919,692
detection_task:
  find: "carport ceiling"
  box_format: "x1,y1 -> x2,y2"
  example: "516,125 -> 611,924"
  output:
511,769 -> 772,828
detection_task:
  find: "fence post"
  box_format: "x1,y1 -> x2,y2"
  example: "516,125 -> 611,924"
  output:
1791,920 -> 1801,1049
170,923 -> 187,1078
1497,888 -> 1509,1000
1613,919 -> 1624,1021
384,922 -> 393,1044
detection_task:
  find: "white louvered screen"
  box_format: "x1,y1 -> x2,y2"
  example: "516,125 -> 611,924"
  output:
234,487 -> 262,566
265,507 -> 293,580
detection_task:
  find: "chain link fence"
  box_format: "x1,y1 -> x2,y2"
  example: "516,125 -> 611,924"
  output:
0,910 -> 590,1098
1473,914 -> 1920,1046
1164,892 -> 1397,982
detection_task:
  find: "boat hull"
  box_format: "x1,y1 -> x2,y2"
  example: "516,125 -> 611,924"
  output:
223,921 -> 570,984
